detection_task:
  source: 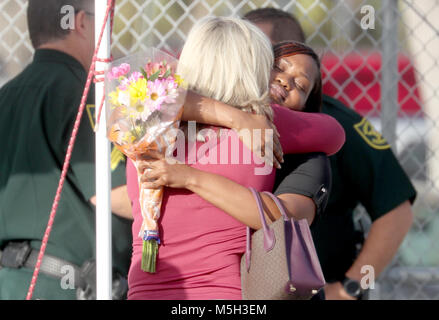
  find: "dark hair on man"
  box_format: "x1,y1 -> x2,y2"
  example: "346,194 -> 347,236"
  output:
274,41 -> 322,113
27,0 -> 93,49
243,7 -> 306,44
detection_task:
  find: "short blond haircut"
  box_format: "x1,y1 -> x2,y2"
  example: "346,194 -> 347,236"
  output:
178,16 -> 273,120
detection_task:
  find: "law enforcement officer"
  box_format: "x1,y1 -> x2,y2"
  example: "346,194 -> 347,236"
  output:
0,0 -> 132,299
244,8 -> 417,300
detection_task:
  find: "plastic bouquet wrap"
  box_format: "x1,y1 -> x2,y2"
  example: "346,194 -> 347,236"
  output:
105,49 -> 187,273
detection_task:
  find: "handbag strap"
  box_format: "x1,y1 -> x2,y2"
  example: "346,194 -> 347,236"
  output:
261,192 -> 290,220
245,188 -> 276,272
262,191 -> 293,221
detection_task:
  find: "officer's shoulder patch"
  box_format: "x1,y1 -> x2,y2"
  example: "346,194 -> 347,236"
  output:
86,104 -> 96,130
353,117 -> 391,150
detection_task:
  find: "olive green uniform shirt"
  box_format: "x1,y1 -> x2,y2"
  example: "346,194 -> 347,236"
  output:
0,49 -> 132,299
311,95 -> 417,282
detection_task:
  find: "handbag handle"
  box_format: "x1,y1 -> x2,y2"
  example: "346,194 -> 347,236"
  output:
261,191 -> 290,221
246,188 -> 287,272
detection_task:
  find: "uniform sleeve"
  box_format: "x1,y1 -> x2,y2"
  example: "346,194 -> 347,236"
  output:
272,104 -> 346,156
49,88 -> 126,202
274,153 -> 332,216
337,117 -> 417,221
67,112 -> 126,200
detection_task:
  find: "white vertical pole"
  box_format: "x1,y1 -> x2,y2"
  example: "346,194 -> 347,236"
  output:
95,0 -> 112,300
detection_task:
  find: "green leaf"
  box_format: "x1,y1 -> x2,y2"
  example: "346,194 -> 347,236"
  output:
149,70 -> 160,81
163,69 -> 171,78
139,68 -> 147,79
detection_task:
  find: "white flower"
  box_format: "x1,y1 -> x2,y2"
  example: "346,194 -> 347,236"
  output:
118,90 -> 131,107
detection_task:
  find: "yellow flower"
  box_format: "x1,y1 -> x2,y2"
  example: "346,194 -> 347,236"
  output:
129,78 -> 148,106
174,74 -> 187,89
133,125 -> 143,137
109,88 -> 121,106
122,132 -> 136,144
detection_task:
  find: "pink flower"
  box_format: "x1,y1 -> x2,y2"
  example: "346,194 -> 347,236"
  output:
118,78 -> 130,91
129,71 -> 143,82
108,63 -> 130,80
144,79 -> 167,115
117,71 -> 144,91
162,77 -> 179,104
144,61 -> 169,78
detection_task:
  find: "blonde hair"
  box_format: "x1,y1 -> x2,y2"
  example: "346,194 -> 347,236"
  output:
178,16 -> 274,120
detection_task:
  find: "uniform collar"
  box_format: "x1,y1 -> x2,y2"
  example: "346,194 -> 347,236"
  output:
33,49 -> 85,72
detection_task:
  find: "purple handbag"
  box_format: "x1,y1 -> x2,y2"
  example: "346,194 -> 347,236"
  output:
240,188 -> 326,300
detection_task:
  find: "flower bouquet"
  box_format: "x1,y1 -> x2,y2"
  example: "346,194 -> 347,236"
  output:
105,48 -> 187,273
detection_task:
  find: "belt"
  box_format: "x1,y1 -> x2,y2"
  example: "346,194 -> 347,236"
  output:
0,241 -> 128,300
0,241 -> 85,289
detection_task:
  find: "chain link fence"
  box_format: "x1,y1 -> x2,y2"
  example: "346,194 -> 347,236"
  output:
1,0 -> 438,300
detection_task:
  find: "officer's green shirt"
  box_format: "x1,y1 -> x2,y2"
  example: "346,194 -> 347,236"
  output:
310,95 -> 417,282
0,49 -> 132,299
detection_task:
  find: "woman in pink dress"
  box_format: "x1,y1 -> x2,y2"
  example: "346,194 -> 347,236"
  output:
127,17 -> 344,300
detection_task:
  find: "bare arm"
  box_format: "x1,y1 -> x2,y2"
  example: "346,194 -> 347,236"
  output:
182,91 -> 240,129
138,160 -> 315,229
345,200 -> 413,280
182,91 -> 283,168
90,185 -> 133,220
185,168 -> 278,230
277,193 -> 316,226
325,200 -> 413,299
183,92 -> 346,159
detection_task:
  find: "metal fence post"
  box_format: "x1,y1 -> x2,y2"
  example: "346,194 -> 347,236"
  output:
380,0 -> 399,151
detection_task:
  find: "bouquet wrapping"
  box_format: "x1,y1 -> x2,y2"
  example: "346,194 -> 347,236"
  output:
105,49 -> 186,273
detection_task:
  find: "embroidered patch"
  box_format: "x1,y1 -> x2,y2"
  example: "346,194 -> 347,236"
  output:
353,117 -> 391,150
86,104 -> 95,130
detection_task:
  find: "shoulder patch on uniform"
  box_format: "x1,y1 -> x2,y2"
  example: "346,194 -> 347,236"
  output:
111,147 -> 126,171
353,117 -> 391,150
86,104 -> 95,130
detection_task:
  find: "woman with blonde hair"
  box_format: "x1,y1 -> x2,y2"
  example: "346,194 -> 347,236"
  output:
126,16 -> 344,300
177,17 -> 274,120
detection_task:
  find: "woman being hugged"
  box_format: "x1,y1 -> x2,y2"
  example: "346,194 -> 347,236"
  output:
127,17 -> 344,300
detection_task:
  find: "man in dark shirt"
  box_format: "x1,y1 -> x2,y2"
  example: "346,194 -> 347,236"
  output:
0,0 -> 132,299
245,8 -> 416,300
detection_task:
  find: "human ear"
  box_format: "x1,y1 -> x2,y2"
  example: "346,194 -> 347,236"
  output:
74,10 -> 89,39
